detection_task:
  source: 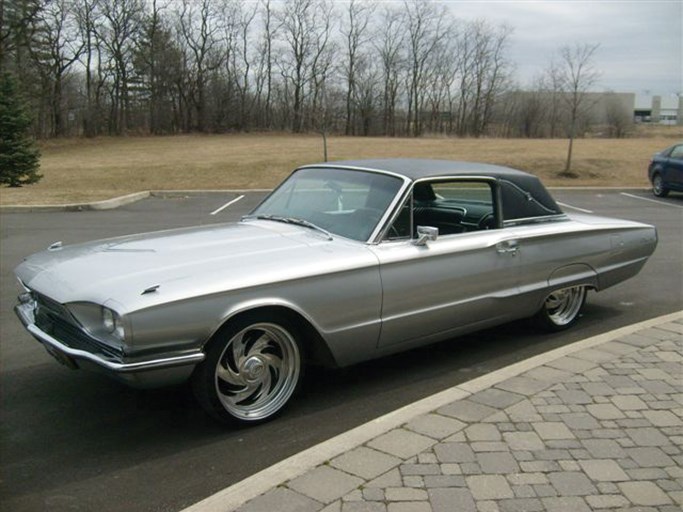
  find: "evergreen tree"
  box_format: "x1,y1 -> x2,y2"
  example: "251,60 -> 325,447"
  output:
0,72 -> 41,187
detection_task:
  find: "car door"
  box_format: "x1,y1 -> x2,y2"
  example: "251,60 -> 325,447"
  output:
369,179 -> 522,349
663,144 -> 683,191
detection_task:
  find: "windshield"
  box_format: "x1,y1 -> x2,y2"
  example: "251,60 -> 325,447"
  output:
249,167 -> 404,241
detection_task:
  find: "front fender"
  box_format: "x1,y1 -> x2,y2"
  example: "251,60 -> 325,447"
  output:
648,163 -> 663,182
207,297 -> 324,345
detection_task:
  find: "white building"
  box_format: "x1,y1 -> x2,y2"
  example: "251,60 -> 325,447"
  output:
634,95 -> 683,125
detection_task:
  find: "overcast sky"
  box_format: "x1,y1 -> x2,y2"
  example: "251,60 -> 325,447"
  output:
442,0 -> 682,98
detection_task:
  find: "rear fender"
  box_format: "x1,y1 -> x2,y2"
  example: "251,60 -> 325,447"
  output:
547,263 -> 598,292
531,263 -> 598,313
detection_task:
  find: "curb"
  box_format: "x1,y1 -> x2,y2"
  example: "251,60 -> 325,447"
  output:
0,191 -> 151,212
0,189 -> 272,213
182,310 -> 683,512
0,187 -> 650,213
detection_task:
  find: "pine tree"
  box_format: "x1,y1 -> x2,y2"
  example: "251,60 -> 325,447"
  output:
0,72 -> 41,187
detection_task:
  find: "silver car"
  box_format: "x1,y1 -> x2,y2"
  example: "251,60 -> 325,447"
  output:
14,159 -> 657,424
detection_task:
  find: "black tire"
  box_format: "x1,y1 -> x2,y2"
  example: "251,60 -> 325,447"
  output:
533,285 -> 587,332
652,173 -> 669,197
192,314 -> 303,425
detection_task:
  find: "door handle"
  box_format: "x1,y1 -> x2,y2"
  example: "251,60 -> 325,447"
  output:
496,240 -> 519,255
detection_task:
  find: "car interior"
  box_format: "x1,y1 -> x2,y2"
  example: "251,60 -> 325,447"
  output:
386,181 -> 497,240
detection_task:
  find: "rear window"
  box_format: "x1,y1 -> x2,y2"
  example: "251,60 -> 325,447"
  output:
500,180 -> 562,221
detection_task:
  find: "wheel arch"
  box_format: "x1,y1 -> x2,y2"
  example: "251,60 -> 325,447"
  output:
205,302 -> 338,368
547,263 -> 598,289
540,263 -> 597,310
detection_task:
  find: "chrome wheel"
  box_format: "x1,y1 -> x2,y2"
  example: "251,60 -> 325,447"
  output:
215,323 -> 301,421
193,316 -> 303,424
534,285 -> 587,331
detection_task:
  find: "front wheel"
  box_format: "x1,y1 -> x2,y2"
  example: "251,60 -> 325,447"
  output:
192,315 -> 303,424
652,173 -> 669,197
533,285 -> 587,332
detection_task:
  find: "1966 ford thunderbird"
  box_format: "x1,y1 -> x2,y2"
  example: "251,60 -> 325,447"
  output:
15,159 -> 657,424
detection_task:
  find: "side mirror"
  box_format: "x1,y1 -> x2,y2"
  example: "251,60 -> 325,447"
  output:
414,226 -> 438,246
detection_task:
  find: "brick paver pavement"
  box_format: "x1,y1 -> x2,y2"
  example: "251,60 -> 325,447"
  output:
235,319 -> 682,512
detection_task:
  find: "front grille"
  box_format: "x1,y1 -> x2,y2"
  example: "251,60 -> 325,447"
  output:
34,292 -> 74,325
33,295 -> 123,361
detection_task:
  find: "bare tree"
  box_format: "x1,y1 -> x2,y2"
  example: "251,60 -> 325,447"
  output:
135,0 -> 185,134
355,62 -> 379,135
518,82 -> 546,138
375,5 -> 405,136
539,60 -> 564,138
254,0 -> 278,129
451,20 -> 512,136
278,0 -> 313,132
340,0 -> 374,135
557,43 -> 600,176
96,0 -> 144,135
178,0 -> 224,132
1,0 -> 611,142
475,23 -> 513,136
452,23 -> 472,136
30,0 -> 85,136
604,92 -> 633,138
75,0 -> 101,136
424,24 -> 456,135
234,2 -> 258,130
307,2 -> 334,130
278,0 -> 334,133
404,0 -> 446,136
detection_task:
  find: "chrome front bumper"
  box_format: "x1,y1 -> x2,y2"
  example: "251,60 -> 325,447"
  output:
15,301 -> 205,377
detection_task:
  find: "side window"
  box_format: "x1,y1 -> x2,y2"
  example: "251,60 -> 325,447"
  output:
386,180 -> 496,240
669,145 -> 683,159
388,196 -> 412,239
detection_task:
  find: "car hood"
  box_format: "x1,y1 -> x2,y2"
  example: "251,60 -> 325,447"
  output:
15,221 -> 376,312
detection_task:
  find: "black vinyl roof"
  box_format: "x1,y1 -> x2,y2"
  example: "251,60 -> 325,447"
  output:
301,159 -> 564,220
305,158 -> 528,180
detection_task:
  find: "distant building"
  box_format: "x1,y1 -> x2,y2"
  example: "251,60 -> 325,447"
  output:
634,95 -> 683,125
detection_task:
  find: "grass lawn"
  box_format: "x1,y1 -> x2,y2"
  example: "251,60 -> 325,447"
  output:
1,129 -> 681,206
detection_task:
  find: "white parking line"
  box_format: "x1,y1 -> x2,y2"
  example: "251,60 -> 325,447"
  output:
620,193 -> 683,209
210,195 -> 245,216
557,201 -> 593,214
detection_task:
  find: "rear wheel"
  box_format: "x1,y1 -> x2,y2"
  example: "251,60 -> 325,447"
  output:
652,173 -> 669,197
192,315 -> 303,424
533,285 -> 587,332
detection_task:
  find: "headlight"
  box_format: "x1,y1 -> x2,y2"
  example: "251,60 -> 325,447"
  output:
67,302 -> 127,342
101,307 -> 125,340
102,307 -> 116,332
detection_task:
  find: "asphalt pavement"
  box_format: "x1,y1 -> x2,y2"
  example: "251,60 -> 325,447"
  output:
0,189 -> 681,512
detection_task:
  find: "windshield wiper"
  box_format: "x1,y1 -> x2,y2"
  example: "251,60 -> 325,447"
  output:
243,214 -> 333,240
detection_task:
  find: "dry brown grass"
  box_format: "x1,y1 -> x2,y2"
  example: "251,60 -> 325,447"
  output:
1,129 -> 681,206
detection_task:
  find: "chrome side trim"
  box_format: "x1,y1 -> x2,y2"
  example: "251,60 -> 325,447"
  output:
503,214 -> 569,227
16,304 -> 204,373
